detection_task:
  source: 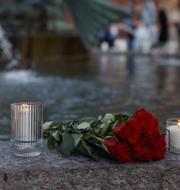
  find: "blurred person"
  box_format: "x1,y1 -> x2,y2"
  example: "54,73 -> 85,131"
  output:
170,0 -> 180,50
123,0 -> 135,50
132,0 -> 158,52
157,9 -> 169,45
176,23 -> 180,48
142,0 -> 157,26
154,0 -> 179,54
133,14 -> 152,53
98,28 -> 115,51
111,0 -> 135,51
141,0 -> 158,46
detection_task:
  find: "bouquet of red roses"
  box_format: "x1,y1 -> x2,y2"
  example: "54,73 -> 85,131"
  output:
44,109 -> 166,162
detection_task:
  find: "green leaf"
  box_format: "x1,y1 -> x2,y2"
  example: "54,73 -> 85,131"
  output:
47,135 -> 55,150
88,141 -> 109,158
76,143 -> 89,157
71,134 -> 83,146
99,123 -> 109,136
81,140 -> 99,160
43,121 -> 53,130
98,115 -> 103,120
61,132 -> 75,156
101,142 -> 109,152
52,131 -> 60,142
99,123 -> 106,129
102,113 -> 115,124
114,114 -> 129,123
76,122 -> 91,130
56,123 -> 65,130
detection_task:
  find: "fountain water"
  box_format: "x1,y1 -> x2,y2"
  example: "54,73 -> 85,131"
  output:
0,25 -> 19,69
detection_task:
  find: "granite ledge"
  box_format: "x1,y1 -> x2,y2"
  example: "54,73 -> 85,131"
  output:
0,141 -> 179,190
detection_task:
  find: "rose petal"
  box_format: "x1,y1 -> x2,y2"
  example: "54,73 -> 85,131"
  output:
113,118 -> 141,144
135,109 -> 160,136
114,143 -> 134,162
103,138 -> 133,162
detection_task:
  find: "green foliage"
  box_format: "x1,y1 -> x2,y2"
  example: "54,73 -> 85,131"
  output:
47,135 -> 55,150
43,113 -> 129,160
61,132 -> 75,156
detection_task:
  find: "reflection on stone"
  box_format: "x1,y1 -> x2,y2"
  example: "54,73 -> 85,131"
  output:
0,55 -> 180,137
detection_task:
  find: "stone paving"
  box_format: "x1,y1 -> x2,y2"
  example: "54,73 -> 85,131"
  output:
0,141 -> 179,190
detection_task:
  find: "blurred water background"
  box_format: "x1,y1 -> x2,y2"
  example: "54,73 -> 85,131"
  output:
0,0 -> 179,138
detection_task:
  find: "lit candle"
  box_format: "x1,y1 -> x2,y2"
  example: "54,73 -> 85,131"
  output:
20,104 -> 32,141
167,120 -> 180,151
11,102 -> 43,157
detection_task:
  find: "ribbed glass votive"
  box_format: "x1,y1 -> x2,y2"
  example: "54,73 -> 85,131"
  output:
166,118 -> 180,154
11,102 -> 43,157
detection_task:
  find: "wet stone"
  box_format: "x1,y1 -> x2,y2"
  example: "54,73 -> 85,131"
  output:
0,141 -> 179,190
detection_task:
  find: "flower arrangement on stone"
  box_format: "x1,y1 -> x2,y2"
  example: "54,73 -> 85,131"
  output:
43,109 -> 166,162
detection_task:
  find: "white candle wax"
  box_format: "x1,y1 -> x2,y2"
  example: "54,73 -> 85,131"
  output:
20,104 -> 32,141
167,125 -> 180,150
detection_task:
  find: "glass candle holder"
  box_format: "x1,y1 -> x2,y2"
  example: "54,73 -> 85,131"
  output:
11,102 -> 43,157
166,118 -> 180,154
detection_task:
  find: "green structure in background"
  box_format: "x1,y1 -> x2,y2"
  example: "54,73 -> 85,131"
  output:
65,0 -> 130,47
0,0 -> 130,47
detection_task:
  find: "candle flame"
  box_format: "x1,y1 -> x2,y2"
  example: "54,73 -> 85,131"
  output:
22,104 -> 28,108
21,104 -> 30,111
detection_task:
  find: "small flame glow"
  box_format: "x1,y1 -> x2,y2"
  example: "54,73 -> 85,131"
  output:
22,104 -> 28,108
21,104 -> 30,111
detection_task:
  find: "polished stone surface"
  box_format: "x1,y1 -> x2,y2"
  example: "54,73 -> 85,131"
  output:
0,141 -> 179,190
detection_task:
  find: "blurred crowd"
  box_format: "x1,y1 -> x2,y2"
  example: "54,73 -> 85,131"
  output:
99,0 -> 180,54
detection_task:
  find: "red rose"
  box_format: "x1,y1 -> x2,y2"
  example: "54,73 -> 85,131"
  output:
133,134 -> 166,161
135,109 -> 160,136
150,148 -> 166,160
103,138 -> 133,162
146,134 -> 166,149
103,138 -> 117,151
112,122 -> 126,140
147,134 -> 166,160
133,140 -> 153,161
113,117 -> 141,144
105,109 -> 166,162
113,143 -> 134,162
